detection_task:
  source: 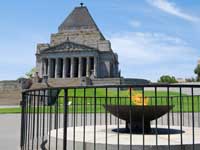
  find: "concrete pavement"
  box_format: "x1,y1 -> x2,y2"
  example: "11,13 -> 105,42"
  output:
0,114 -> 21,150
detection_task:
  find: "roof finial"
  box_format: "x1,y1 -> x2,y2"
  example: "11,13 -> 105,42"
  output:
80,2 -> 84,7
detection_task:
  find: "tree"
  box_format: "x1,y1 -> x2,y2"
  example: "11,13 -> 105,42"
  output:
194,64 -> 200,81
158,75 -> 178,83
25,67 -> 36,78
185,77 -> 196,82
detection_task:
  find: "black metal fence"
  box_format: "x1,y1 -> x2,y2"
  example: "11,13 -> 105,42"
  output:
20,84 -> 200,150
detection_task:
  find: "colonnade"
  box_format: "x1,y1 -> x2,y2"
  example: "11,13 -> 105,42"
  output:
41,56 -> 97,78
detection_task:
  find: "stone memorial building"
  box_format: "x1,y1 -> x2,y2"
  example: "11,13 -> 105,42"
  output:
36,5 -> 120,81
0,4 -> 149,104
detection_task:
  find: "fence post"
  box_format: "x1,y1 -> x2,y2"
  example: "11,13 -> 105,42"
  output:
20,93 -> 26,150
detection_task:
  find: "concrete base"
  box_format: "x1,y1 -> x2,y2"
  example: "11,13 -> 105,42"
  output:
50,125 -> 200,150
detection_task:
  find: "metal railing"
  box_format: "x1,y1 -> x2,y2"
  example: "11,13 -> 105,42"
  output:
20,84 -> 200,150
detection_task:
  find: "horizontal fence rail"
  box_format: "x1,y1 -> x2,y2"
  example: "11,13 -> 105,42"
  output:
20,85 -> 200,150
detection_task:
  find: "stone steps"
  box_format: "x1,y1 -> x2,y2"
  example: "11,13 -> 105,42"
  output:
91,78 -> 121,85
48,78 -> 81,87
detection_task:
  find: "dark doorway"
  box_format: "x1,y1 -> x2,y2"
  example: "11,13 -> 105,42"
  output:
51,59 -> 56,78
58,58 -> 63,78
74,58 -> 79,78
82,57 -> 87,77
66,58 -> 71,77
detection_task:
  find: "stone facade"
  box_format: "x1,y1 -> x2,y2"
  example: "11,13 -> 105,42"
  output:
36,6 -> 119,80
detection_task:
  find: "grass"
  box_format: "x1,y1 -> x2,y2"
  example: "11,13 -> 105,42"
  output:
0,107 -> 21,114
0,88 -> 200,114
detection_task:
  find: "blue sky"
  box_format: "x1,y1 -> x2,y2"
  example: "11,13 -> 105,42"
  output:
0,0 -> 200,81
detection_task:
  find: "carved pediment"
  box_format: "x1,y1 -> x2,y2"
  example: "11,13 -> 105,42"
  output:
40,41 -> 97,53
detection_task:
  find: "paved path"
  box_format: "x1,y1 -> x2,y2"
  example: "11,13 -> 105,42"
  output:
0,105 -> 20,108
0,114 -> 21,150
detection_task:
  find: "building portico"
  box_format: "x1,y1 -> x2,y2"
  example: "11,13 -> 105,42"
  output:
41,55 -> 98,79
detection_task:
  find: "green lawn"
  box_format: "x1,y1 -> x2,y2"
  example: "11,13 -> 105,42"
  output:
0,88 -> 199,114
0,108 -> 21,114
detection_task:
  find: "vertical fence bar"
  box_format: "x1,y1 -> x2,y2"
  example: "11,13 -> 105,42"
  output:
85,96 -> 87,127
48,90 -> 52,150
182,96 -> 185,126
83,88 -> 86,150
171,97 -> 175,126
115,97 -> 117,124
37,90 -> 40,150
155,87 -> 158,149
129,87 -> 132,150
42,90 -> 46,143
187,96 -> 190,126
94,88 -> 97,150
167,87 -> 171,150
27,93 -> 31,150
117,87 -> 120,150
47,95 -> 49,135
30,92 -> 33,144
57,95 -> 62,128
75,96 -> 78,126
192,87 -> 195,150
55,90 -> 59,150
105,88 -> 108,150
24,94 -> 29,150
176,97 -> 179,126
161,97 -> 164,125
31,91 -> 36,150
20,93 -> 26,150
179,87 -> 183,149
63,88 -> 68,150
73,88 -> 76,150
198,96 -> 200,127
39,92 -> 42,137
142,87 -> 145,150
81,97 -> 83,126
109,97 -> 112,125
100,97 -> 102,125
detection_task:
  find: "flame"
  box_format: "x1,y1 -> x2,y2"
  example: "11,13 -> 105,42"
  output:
129,88 -> 149,106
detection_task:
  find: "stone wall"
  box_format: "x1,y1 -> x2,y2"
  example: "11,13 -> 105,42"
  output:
0,80 -> 21,105
0,80 -> 20,90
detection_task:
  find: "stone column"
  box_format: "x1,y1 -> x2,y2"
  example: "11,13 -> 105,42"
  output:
63,58 -> 66,78
86,57 -> 90,77
42,59 -> 46,76
41,59 -> 45,77
48,58 -> 51,78
44,59 -> 47,75
70,57 -> 74,78
94,57 -> 98,78
78,57 -> 82,78
55,58 -> 59,78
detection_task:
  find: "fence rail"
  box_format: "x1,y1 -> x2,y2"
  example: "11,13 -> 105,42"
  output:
20,85 -> 200,150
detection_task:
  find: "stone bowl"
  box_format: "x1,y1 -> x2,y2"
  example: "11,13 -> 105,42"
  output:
104,105 -> 173,133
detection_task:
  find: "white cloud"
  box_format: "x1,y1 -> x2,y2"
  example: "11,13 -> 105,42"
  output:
130,20 -> 141,28
110,32 -> 198,80
147,0 -> 200,23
